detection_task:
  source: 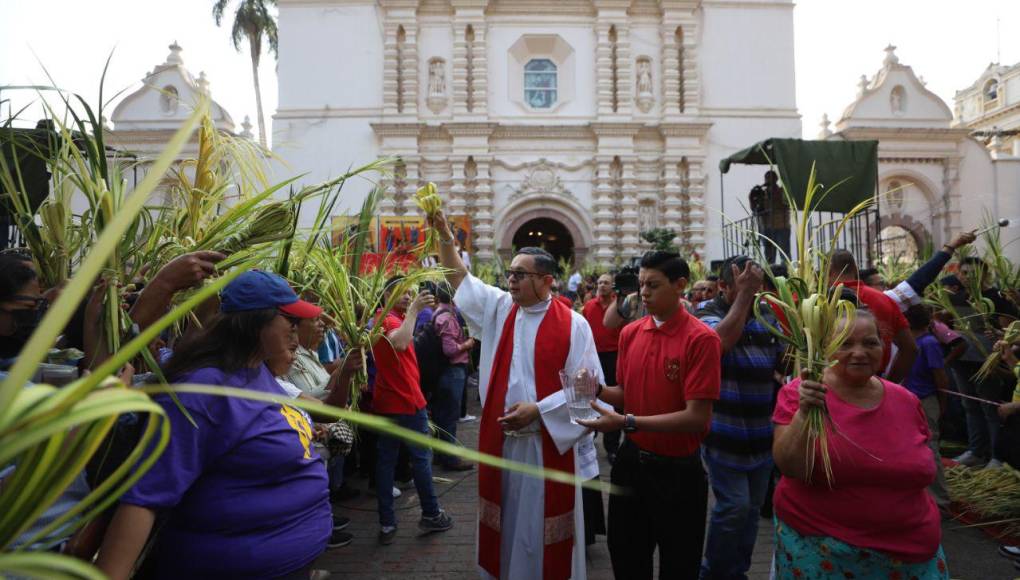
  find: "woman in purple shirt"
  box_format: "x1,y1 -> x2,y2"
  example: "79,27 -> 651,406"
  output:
97,271 -> 332,579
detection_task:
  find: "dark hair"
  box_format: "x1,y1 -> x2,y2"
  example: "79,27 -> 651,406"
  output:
706,275 -> 719,283
435,283 -> 453,304
383,275 -> 406,297
639,251 -> 690,282
161,309 -> 279,379
960,256 -> 986,267
720,256 -> 753,285
829,249 -> 859,279
769,263 -> 789,278
516,247 -> 558,276
0,254 -> 38,302
859,268 -> 880,281
904,304 -> 932,330
830,285 -> 860,307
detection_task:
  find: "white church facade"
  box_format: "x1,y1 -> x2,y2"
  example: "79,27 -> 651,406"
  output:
271,0 -> 802,264
818,46 -> 1020,261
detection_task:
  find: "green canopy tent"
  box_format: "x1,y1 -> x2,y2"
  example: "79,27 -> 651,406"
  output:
718,138 -> 882,265
719,138 -> 878,213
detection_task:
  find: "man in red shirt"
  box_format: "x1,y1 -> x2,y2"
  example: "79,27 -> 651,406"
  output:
582,273 -> 622,461
580,251 -> 722,579
829,250 -> 917,383
372,277 -> 454,545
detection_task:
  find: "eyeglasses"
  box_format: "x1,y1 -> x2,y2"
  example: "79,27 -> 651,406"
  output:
504,270 -> 544,281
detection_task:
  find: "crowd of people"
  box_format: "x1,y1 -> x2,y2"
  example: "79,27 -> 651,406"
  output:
6,203 -> 1020,579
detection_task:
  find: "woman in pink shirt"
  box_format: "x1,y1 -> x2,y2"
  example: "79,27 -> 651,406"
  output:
772,310 -> 948,579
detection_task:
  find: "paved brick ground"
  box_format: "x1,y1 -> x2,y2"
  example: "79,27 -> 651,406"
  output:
317,392 -> 1015,579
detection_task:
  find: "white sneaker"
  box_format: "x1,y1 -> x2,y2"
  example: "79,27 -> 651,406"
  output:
953,450 -> 988,468
984,458 -> 1005,470
458,415 -> 477,423
999,545 -> 1020,560
392,486 -> 402,498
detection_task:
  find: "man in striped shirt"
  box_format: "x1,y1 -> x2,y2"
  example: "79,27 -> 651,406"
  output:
696,256 -> 784,580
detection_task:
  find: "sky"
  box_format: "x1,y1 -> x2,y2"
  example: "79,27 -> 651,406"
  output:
2,0 -> 1019,142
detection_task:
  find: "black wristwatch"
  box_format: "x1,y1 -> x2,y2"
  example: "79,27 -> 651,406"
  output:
623,414 -> 638,434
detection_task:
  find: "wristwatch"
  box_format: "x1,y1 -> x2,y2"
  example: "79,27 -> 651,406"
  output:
623,414 -> 638,434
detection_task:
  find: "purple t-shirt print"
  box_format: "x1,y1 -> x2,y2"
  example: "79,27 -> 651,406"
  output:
120,365 -> 330,579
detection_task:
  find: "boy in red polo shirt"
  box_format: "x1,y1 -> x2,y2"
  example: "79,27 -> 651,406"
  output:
371,276 -> 454,545
580,251 -> 722,580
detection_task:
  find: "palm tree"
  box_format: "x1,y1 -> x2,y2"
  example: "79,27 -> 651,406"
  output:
212,0 -> 277,148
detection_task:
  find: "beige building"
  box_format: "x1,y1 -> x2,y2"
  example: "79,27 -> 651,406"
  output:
954,60 -> 1020,158
818,46 -> 1020,261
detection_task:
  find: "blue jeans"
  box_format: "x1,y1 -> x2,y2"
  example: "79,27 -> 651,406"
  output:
701,454 -> 773,580
376,408 -> 440,527
328,455 -> 345,492
432,365 -> 466,466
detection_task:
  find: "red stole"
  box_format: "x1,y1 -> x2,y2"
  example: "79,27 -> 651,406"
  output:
478,298 -> 575,579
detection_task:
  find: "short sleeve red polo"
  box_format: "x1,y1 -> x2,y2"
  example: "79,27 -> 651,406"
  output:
840,281 -> 909,371
617,307 -> 721,457
371,312 -> 427,415
582,298 -> 620,352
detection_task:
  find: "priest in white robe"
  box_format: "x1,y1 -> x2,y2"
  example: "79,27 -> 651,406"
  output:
428,211 -> 602,580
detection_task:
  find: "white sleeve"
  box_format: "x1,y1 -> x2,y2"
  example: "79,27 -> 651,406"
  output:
885,282 -> 921,313
276,379 -> 304,399
453,273 -> 509,337
536,313 -> 606,455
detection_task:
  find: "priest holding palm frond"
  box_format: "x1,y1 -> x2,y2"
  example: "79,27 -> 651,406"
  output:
427,208 -> 603,580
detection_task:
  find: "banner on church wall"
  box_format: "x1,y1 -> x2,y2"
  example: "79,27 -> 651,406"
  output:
378,215 -> 473,254
331,216 -> 378,250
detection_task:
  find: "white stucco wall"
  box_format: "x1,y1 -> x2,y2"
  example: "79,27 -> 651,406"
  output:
699,1 -> 797,112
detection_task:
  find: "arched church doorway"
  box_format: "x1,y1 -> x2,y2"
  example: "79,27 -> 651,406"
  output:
511,217 -> 574,263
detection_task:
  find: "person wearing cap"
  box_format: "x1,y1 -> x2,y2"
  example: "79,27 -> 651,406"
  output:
97,270 -> 333,580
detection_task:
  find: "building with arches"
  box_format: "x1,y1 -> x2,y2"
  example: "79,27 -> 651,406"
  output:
273,0 -> 801,264
818,46 -> 1020,261
955,61 -> 1020,157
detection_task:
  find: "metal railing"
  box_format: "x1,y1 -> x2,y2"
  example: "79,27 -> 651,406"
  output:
722,207 -> 883,267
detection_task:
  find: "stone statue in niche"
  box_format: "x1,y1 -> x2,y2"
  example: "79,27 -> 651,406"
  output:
636,57 -> 654,113
427,58 -> 447,113
890,86 -> 905,115
429,59 -> 445,96
638,202 -> 657,231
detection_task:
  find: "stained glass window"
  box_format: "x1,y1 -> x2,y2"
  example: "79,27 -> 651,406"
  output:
524,59 -> 557,109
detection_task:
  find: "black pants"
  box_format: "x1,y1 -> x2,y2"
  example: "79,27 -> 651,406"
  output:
608,440 -> 708,580
597,351 -> 622,456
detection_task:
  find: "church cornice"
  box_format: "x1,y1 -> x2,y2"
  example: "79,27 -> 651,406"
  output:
445,122 -> 499,137
590,122 -> 644,137
370,122 -> 425,137
956,101 -> 1020,129
659,121 -> 713,137
836,126 -> 973,142
485,0 -> 596,17
491,125 -> 595,140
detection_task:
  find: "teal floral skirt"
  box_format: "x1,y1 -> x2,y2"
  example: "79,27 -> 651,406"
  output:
774,518 -> 949,579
